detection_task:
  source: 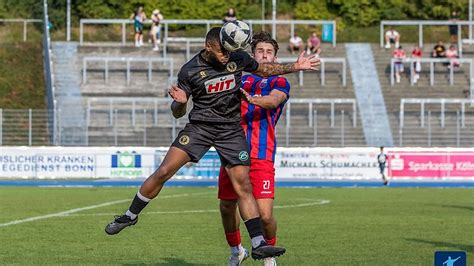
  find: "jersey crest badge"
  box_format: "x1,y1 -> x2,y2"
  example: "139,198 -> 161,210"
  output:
199,71 -> 207,78
239,151 -> 249,161
259,78 -> 268,89
179,135 -> 190,145
226,62 -> 237,72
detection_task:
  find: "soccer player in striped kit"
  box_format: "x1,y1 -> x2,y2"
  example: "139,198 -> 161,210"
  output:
104,27 -> 319,262
218,31 -> 290,266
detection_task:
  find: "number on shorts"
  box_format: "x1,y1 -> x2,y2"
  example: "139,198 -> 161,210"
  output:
263,180 -> 270,190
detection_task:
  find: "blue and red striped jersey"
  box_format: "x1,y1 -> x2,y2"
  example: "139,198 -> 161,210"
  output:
240,74 -> 291,161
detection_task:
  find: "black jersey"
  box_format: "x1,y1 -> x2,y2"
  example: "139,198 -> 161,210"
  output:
177,50 -> 259,123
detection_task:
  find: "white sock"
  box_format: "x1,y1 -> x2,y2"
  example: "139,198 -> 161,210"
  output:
230,244 -> 242,255
125,191 -> 151,220
125,210 -> 137,220
137,191 -> 151,202
251,235 -> 265,248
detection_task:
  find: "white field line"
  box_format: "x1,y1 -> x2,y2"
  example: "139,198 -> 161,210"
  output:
0,192 -> 214,228
64,199 -> 331,217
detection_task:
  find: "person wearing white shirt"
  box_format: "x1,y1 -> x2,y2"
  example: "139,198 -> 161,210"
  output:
377,147 -> 389,186
288,34 -> 303,55
385,27 -> 400,49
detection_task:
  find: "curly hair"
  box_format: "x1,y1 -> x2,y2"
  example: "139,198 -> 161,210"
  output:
251,31 -> 279,56
206,27 -> 222,45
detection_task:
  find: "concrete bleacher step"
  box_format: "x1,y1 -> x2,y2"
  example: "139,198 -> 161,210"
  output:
372,43 -> 474,146
52,42 -> 88,145
82,42 -> 366,147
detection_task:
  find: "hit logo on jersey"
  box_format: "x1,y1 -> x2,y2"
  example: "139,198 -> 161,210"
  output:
205,74 -> 235,94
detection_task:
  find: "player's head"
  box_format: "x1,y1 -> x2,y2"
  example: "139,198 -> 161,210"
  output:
380,146 -> 384,151
251,31 -> 279,64
205,27 -> 230,66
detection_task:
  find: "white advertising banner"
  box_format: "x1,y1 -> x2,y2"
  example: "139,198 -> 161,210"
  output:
0,147 -> 156,179
0,147 -> 385,180
275,148 -> 380,180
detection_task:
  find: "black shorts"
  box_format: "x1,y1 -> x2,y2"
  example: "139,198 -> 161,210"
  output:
449,25 -> 458,35
289,45 -> 300,51
171,122 -> 250,167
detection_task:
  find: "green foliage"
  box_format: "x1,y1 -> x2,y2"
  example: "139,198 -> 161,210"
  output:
294,0 -> 332,20
0,43 -> 45,109
0,0 -> 469,29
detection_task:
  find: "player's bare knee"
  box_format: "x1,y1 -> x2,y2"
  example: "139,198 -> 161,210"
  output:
219,200 -> 237,215
151,166 -> 173,184
260,213 -> 274,226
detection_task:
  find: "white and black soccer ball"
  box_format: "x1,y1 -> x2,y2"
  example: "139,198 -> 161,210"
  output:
220,20 -> 252,52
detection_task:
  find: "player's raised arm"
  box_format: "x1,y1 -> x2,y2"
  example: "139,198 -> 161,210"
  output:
240,88 -> 287,109
168,85 -> 188,119
251,51 -> 320,77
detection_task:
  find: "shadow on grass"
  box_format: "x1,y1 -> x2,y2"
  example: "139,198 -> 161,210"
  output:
123,256 -> 208,266
406,238 -> 474,253
442,205 -> 474,212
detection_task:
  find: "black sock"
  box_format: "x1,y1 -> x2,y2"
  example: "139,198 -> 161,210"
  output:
128,194 -> 149,215
244,217 -> 264,239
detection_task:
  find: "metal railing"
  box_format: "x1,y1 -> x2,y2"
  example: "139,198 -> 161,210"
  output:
164,37 -> 205,60
398,98 -> 474,146
0,18 -> 42,42
85,97 -> 357,147
82,56 -> 175,85
380,20 -> 474,56
79,19 -> 337,47
283,98 -> 357,146
86,97 -> 176,127
0,109 -> 53,146
1,99 -> 358,147
279,57 -> 347,86
389,57 -> 473,86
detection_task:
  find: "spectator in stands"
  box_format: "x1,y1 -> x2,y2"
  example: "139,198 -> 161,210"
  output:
130,5 -> 146,47
393,45 -> 406,83
411,45 -> 422,83
150,9 -> 163,51
223,8 -> 237,23
449,11 -> 460,44
431,41 -> 446,67
446,44 -> 460,69
385,27 -> 400,49
288,33 -> 303,55
305,32 -> 321,56
432,41 -> 446,58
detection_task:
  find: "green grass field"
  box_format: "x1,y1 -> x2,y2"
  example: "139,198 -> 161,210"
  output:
0,187 -> 472,265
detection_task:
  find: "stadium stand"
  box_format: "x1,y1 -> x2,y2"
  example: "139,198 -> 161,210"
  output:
75,41 -> 364,147
373,43 -> 474,146
6,15 -> 474,148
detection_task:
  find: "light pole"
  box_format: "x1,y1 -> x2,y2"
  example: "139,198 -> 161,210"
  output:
470,0 -> 472,40
272,0 -> 276,39
67,0 -> 71,41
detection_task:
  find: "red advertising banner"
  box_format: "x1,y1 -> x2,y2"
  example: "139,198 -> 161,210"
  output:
388,151 -> 474,179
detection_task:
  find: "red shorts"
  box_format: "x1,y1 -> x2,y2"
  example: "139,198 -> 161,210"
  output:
218,159 -> 275,200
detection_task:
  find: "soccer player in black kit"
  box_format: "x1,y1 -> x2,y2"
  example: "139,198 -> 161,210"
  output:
105,27 -> 320,260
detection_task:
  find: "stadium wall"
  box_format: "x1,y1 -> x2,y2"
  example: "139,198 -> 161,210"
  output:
0,147 -> 473,181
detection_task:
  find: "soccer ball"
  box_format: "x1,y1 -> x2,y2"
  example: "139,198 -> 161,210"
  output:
220,20 -> 252,52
